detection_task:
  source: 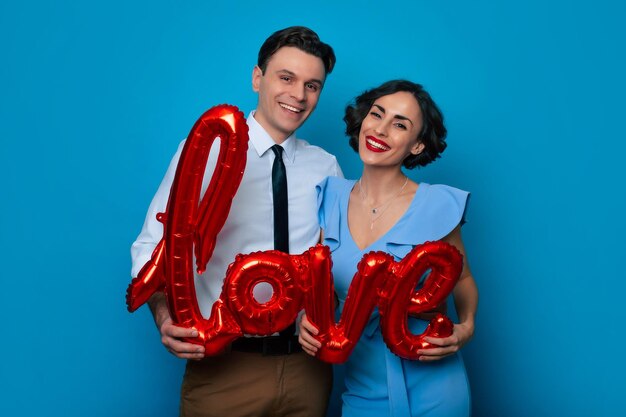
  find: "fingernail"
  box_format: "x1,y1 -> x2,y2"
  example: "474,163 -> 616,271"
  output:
191,330 -> 198,337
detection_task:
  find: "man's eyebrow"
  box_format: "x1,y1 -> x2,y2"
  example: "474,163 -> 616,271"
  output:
277,69 -> 296,76
373,104 -> 414,126
277,69 -> 323,86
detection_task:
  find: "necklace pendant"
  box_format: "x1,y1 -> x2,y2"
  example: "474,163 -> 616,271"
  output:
372,208 -> 377,214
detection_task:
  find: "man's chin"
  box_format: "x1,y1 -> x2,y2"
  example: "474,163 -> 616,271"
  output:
280,118 -> 308,135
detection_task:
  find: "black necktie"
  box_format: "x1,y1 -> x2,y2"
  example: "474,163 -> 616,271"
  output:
271,145 -> 295,336
271,145 -> 289,253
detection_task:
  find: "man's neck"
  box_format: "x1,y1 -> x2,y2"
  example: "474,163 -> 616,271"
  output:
252,111 -> 293,144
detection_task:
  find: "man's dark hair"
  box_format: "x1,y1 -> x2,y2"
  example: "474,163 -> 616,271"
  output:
257,26 -> 336,75
344,79 -> 447,169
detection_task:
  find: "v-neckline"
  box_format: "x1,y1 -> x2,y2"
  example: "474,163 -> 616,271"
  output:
345,180 -> 426,252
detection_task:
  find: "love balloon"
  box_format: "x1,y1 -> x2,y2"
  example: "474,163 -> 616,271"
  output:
306,242 -> 462,362
126,104 -> 463,362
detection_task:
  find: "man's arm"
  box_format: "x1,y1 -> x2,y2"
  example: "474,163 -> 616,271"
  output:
131,141 -> 205,360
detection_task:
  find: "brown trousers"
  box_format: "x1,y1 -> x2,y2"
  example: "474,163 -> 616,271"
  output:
180,350 -> 332,417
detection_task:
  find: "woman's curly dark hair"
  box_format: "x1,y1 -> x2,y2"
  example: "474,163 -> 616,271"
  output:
344,80 -> 447,169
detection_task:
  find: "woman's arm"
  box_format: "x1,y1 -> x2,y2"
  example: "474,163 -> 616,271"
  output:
418,225 -> 478,361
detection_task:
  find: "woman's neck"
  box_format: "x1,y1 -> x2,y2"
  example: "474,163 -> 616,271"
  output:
359,167 -> 409,207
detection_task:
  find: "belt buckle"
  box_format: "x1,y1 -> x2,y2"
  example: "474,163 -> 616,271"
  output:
262,336 -> 291,355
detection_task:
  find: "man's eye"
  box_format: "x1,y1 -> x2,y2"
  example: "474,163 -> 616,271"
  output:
280,76 -> 291,82
306,83 -> 319,92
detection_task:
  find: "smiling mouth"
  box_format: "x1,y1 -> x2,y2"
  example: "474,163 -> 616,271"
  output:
366,137 -> 391,151
279,103 -> 304,113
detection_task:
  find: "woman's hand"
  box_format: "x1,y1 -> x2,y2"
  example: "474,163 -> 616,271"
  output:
416,225 -> 478,362
417,321 -> 474,362
298,313 -> 322,356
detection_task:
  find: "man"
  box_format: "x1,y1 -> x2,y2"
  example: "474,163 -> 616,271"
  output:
131,26 -> 341,417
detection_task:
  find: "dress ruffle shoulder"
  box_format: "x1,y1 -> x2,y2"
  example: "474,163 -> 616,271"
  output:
316,176 -> 469,259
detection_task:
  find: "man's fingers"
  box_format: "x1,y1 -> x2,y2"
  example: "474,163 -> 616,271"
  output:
298,325 -> 322,348
298,334 -> 319,351
301,315 -> 320,335
302,321 -> 319,336
299,315 -> 322,351
162,323 -> 199,339
302,346 -> 317,357
169,350 -> 206,360
157,318 -> 205,359
299,334 -> 319,357
301,331 -> 322,348
165,336 -> 204,352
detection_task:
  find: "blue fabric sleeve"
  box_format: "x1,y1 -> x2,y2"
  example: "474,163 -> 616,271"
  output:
316,176 -> 344,251
386,184 -> 470,260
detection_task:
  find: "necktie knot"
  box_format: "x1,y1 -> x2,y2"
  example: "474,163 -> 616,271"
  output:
271,144 -> 284,158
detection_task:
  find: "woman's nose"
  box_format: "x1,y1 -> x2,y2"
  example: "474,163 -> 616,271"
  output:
374,120 -> 388,136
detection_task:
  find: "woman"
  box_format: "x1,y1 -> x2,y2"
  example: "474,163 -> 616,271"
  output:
299,80 -> 478,416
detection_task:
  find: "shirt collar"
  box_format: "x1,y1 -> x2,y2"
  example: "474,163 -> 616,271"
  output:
247,111 -> 296,163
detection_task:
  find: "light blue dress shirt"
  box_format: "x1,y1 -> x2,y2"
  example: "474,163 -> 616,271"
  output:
131,112 -> 342,317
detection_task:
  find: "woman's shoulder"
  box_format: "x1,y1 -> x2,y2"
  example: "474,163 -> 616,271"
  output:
383,183 -> 470,257
419,183 -> 469,213
416,182 -> 470,228
316,176 -> 353,197
423,183 -> 469,197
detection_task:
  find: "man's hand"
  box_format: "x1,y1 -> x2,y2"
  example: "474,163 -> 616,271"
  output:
148,293 -> 205,360
158,317 -> 205,360
298,314 -> 322,357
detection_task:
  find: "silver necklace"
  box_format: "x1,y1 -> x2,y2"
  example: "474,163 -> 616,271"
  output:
358,176 -> 409,230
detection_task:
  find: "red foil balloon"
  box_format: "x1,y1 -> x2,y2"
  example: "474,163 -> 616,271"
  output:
306,241 -> 463,363
126,104 -> 249,353
222,250 -> 307,335
126,106 -> 463,360
378,241 -> 463,360
306,249 -> 393,363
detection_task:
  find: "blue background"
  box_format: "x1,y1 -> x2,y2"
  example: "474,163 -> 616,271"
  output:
1,1 -> 624,416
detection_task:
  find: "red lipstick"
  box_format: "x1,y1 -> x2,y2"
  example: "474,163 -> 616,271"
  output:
365,136 -> 391,153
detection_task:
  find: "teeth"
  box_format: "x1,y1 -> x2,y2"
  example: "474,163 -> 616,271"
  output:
280,103 -> 302,113
367,138 -> 390,150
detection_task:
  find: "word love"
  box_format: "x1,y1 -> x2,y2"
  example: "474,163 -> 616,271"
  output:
126,105 -> 462,363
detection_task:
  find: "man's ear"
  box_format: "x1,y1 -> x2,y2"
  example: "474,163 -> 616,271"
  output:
252,66 -> 263,93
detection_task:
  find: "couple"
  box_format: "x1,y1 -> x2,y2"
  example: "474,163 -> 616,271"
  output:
131,26 -> 478,417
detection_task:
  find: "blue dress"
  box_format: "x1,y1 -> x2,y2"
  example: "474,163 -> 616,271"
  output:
317,177 -> 471,417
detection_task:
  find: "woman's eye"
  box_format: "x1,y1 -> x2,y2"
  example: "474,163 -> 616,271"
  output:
370,111 -> 381,118
395,123 -> 407,130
